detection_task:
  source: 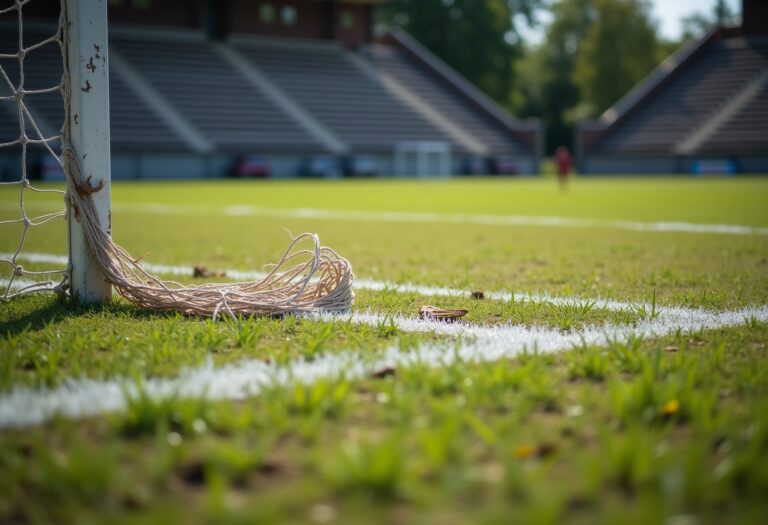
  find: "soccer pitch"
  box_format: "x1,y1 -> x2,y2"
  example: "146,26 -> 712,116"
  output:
1,177 -> 768,523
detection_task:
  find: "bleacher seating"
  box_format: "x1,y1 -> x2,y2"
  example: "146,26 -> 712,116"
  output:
0,26 -> 64,149
700,82 -> 768,153
2,25 -> 538,177
232,37 -> 453,152
109,67 -> 190,152
372,45 -> 523,155
0,25 -> 189,153
111,33 -> 321,152
109,61 -> 188,151
594,37 -> 768,154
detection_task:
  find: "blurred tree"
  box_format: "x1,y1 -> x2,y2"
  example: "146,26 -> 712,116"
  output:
572,0 -> 659,116
377,0 -> 541,108
681,12 -> 714,40
681,0 -> 736,40
714,0 -> 734,24
379,0 -> 685,154
513,0 -> 593,152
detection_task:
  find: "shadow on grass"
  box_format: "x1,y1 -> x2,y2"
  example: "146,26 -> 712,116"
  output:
0,293 -> 176,338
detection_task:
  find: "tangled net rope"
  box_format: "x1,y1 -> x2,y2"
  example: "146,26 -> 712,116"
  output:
62,148 -> 355,318
1,0 -> 354,317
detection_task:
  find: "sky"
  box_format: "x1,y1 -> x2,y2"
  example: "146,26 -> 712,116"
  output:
653,0 -> 740,40
519,0 -> 742,45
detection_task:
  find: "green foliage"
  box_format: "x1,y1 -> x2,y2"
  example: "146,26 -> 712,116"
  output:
378,0 -> 541,108
324,432 -> 406,499
120,384 -> 211,437
202,436 -> 274,486
567,344 -> 610,381
223,315 -> 266,348
514,0 -> 593,151
513,0 -> 684,152
572,0 -> 660,116
681,0 -> 736,40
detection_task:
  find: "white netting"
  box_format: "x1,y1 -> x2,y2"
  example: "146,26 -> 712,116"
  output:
0,0 -> 68,299
0,0 -> 354,316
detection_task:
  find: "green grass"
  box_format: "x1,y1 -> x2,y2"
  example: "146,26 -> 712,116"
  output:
0,289 -> 649,391
1,177 -> 768,524
0,294 -> 438,392
1,326 -> 767,524
107,176 -> 768,225
4,178 -> 768,307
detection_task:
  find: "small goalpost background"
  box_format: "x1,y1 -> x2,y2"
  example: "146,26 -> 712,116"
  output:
64,0 -> 112,303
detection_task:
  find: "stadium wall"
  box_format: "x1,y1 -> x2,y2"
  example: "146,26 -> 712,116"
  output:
105,152 -> 541,180
579,155 -> 768,176
578,156 -> 678,176
110,154 -> 307,180
0,147 -> 541,182
730,156 -> 768,174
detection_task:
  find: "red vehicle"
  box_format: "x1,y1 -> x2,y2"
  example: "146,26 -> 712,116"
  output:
230,156 -> 270,178
490,157 -> 518,175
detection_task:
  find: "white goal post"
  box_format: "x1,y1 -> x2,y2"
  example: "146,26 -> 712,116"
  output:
64,0 -> 112,303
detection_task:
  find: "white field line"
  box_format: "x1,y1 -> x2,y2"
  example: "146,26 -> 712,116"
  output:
5,251 -> 675,314
1,306 -> 767,429
1,277 -> 44,289
121,203 -> 768,236
0,277 -> 58,293
3,201 -> 767,236
3,252 -> 765,428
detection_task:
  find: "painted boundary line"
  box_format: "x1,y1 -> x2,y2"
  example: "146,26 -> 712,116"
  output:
99,203 -> 768,236
3,201 -> 767,236
3,252 -> 767,429
4,252 -> 689,315
1,306 -> 767,429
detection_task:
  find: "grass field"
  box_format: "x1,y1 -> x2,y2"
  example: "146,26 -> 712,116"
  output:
1,176 -> 768,524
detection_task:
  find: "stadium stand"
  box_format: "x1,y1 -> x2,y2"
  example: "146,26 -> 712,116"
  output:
372,41 -> 525,157
231,36 -> 452,152
1,24 -> 191,179
1,24 -> 64,181
111,31 -> 325,159
699,78 -> 768,154
0,0 -> 540,179
108,64 -> 193,154
0,25 -> 63,137
578,0 -> 768,174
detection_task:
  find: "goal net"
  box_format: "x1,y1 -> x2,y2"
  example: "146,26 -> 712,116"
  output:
0,0 -> 354,317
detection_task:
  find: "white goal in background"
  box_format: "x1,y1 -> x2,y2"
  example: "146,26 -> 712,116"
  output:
0,0 -> 353,316
394,141 -> 452,178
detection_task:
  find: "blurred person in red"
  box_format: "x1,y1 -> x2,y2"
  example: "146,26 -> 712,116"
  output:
555,146 -> 572,191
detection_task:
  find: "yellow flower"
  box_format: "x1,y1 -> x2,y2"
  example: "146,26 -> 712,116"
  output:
515,444 -> 535,460
661,399 -> 680,417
